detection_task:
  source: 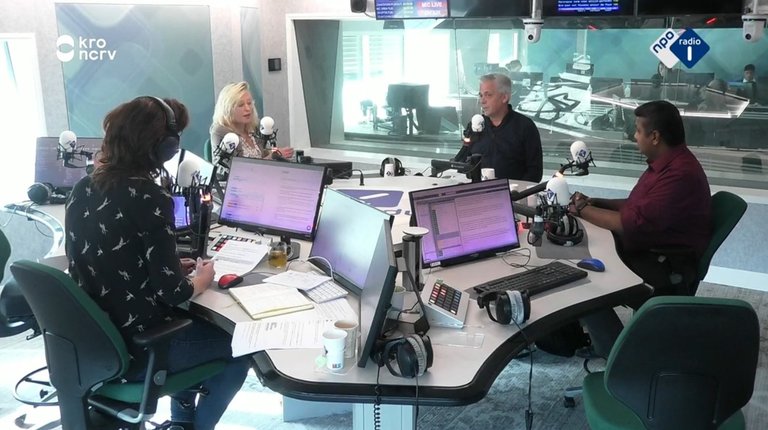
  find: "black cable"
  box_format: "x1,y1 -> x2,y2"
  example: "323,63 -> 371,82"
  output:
510,317 -> 535,430
374,365 -> 383,430
414,374 -> 420,426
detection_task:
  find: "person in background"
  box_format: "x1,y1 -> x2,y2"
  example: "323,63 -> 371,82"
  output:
66,96 -> 249,430
454,73 -> 543,182
209,81 -> 294,162
568,100 -> 712,354
737,64 -> 760,103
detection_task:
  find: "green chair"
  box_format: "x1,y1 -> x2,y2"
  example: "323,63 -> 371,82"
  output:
203,138 -> 212,162
0,228 -> 38,337
583,296 -> 759,430
10,260 -> 227,430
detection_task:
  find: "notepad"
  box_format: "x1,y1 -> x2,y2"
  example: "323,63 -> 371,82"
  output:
228,283 -> 314,320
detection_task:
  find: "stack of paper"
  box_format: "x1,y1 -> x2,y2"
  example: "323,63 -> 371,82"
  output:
211,240 -> 269,281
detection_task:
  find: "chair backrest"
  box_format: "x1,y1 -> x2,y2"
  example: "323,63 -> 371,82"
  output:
0,228 -> 10,283
203,138 -> 213,162
698,191 -> 747,281
605,296 -> 759,430
9,260 -> 130,398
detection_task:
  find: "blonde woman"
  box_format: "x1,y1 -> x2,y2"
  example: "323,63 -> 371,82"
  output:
209,81 -> 293,165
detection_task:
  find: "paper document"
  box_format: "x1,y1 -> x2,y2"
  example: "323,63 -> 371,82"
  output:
212,241 -> 269,281
231,319 -> 329,357
229,283 -> 314,320
264,270 -> 331,291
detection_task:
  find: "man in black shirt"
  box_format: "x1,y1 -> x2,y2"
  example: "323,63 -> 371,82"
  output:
455,73 -> 543,182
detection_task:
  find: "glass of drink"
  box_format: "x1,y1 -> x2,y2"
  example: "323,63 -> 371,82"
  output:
268,241 -> 288,269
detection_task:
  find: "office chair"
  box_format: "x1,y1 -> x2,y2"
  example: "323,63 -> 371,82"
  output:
582,296 -> 759,430
649,190 -> 747,296
9,260 -> 227,430
0,227 -> 35,338
564,191 -> 748,408
203,138 -> 213,163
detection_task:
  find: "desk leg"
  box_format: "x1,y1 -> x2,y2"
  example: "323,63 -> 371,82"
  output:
353,404 -> 416,430
282,397 -> 352,421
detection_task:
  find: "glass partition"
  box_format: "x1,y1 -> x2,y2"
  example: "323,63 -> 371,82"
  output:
296,18 -> 768,189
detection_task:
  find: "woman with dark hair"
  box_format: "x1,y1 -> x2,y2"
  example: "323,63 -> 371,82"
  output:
65,96 -> 249,430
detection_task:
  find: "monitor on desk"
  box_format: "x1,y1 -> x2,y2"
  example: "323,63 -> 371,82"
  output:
34,136 -> 102,189
409,179 -> 520,267
218,157 -> 327,253
358,219 -> 398,368
309,188 -> 394,295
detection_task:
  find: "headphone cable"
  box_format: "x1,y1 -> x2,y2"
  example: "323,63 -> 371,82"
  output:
374,365 -> 383,430
511,318 -> 534,430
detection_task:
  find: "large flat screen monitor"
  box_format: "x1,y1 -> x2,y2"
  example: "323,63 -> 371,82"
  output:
358,219 -> 398,368
543,0 -> 635,16
309,188 -> 394,295
637,0 -> 742,16
219,157 -> 327,252
34,136 -> 102,189
375,0 -> 450,20
409,178 -> 520,267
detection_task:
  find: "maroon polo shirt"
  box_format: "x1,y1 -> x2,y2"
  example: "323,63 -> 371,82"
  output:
620,144 -> 712,257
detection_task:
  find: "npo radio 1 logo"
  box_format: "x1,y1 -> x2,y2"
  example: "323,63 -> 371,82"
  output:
650,28 -> 710,69
56,34 -> 117,62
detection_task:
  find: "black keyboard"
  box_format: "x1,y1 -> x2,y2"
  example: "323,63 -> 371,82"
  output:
472,261 -> 588,297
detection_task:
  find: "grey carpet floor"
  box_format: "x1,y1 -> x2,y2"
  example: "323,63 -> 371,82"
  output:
0,281 -> 766,429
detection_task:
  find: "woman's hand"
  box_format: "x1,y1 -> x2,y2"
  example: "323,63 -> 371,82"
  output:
275,147 -> 294,159
180,258 -> 196,276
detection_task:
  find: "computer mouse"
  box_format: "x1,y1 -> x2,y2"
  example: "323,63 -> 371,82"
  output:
217,274 -> 244,289
577,258 -> 605,272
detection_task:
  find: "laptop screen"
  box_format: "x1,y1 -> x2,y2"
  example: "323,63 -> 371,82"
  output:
409,179 -> 520,267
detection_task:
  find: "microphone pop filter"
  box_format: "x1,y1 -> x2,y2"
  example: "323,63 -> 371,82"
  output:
260,116 -> 275,135
177,158 -> 201,188
471,114 -> 484,132
545,176 -> 570,206
59,130 -> 77,148
570,140 -> 590,164
220,132 -> 240,154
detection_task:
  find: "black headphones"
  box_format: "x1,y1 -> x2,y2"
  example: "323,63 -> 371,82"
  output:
375,334 -> 433,378
27,182 -> 68,205
146,96 -> 181,163
546,213 -> 584,247
379,157 -> 405,177
477,290 -> 531,325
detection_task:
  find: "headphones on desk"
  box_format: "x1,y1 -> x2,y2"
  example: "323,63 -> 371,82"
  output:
477,290 -> 531,326
27,182 -> 68,205
375,334 -> 433,378
546,213 -> 584,247
379,157 -> 405,177
145,96 -> 181,164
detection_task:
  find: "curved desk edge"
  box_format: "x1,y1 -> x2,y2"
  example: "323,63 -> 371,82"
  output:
2,202 -> 65,258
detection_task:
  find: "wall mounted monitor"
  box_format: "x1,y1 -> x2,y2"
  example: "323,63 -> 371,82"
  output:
543,0 -> 635,16
309,188 -> 394,295
450,0 -> 530,18
637,0 -> 742,16
34,136 -> 102,189
375,0 -> 450,20
409,178 -> 520,267
358,219 -> 398,367
219,157 -> 327,249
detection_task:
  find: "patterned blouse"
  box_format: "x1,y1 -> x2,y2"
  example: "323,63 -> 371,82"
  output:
65,175 -> 194,341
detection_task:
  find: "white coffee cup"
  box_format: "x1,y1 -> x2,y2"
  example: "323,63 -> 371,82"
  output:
333,319 -> 359,359
384,163 -> 395,177
390,285 -> 406,310
481,168 -> 495,181
322,328 -> 347,371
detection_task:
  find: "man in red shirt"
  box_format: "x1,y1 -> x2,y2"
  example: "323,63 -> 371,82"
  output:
567,100 -> 712,356
570,100 -> 711,296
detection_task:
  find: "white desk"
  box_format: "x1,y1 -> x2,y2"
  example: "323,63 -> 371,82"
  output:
190,175 -> 647,430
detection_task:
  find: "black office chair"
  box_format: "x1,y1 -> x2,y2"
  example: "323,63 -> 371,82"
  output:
9,259 -> 227,430
583,296 -> 759,430
0,228 -> 38,338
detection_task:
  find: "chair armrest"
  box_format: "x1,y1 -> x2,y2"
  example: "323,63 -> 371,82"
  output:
131,318 -> 192,348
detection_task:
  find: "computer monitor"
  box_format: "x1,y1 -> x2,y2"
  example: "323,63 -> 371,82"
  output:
171,195 -> 191,231
386,83 -> 430,110
218,157 -> 327,256
358,218 -> 398,368
374,0 -> 449,19
309,188 -> 394,295
684,72 -> 716,88
409,178 -> 520,267
34,136 -> 102,189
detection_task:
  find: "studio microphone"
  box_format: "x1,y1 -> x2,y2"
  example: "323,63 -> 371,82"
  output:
59,130 -> 77,153
259,116 -> 278,148
544,176 -> 571,207
559,140 -> 594,175
456,114 -> 485,162
177,157 -> 202,191
57,130 -> 93,168
213,132 -> 239,178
